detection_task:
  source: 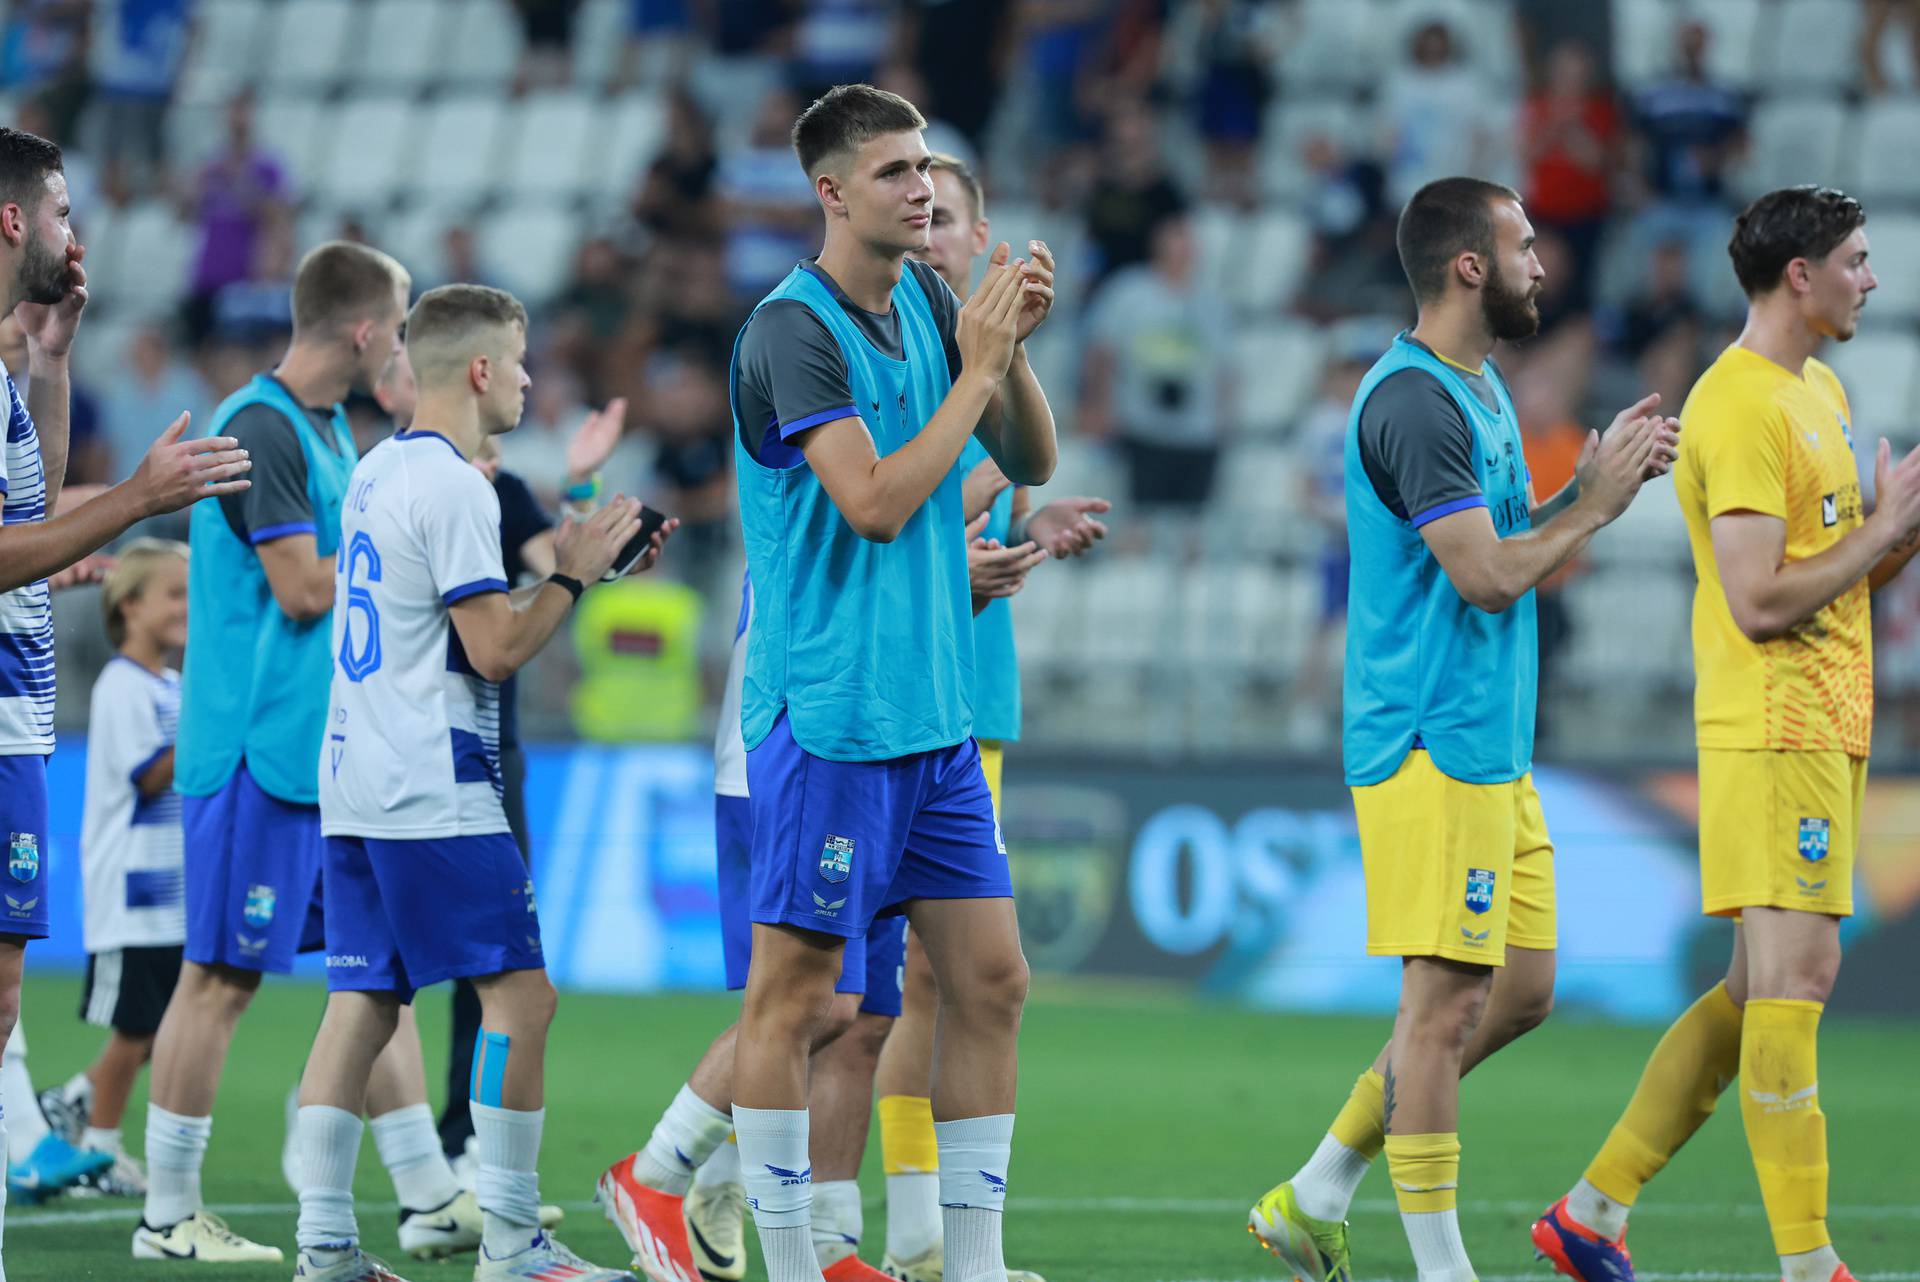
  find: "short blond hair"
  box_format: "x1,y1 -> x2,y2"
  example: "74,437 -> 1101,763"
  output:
405,284 -> 528,388
101,539 -> 188,648
292,240 -> 411,335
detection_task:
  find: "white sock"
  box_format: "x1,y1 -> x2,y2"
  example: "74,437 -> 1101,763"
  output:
695,1135 -> 741,1187
632,1084 -> 734,1196
735,1105 -> 821,1282
1782,1244 -> 1843,1282
1291,1133 -> 1372,1221
0,1033 -> 46,1162
370,1103 -> 460,1212
80,1126 -> 122,1156
811,1178 -> 862,1268
472,1101 -> 544,1257
1401,1207 -> 1475,1282
885,1172 -> 942,1260
1565,1176 -> 1629,1241
144,1106 -> 211,1228
294,1106 -> 362,1252
938,1114 -> 1013,1282
60,1071 -> 92,1112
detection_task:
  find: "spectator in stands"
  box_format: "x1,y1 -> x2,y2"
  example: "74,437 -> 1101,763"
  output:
635,236 -> 738,372
1080,210 -> 1232,526
1084,102 -> 1188,288
99,319 -> 211,483
1,0 -> 91,138
208,203 -> 295,350
788,0 -> 896,100
1379,18 -> 1510,205
1296,131 -> 1399,321
1013,0 -> 1114,166
1521,39 -> 1620,313
496,366 -> 596,504
437,223 -> 500,292
183,94 -> 291,347
1603,236 -> 1704,414
632,87 -> 719,243
1166,0 -> 1274,206
638,350 -> 733,584
1626,18 -> 1748,303
89,0 -> 190,191
551,235 -> 635,350
904,0 -> 1014,149
1862,0 -> 1920,96
513,0 -> 584,88
874,59 -> 975,167
714,85 -> 821,302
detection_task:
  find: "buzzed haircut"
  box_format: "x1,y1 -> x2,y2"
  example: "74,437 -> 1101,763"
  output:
405,283 -> 527,385
291,240 -> 411,335
791,83 -> 927,178
1729,185 -> 1867,298
0,127 -> 64,215
929,152 -> 984,222
1395,177 -> 1523,304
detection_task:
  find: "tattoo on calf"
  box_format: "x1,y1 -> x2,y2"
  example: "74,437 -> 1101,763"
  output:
1383,1060 -> 1398,1135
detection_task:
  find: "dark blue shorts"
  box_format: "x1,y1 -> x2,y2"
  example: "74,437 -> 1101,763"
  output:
322,833 -> 545,1003
744,714 -> 1011,945
717,794 -> 906,1016
182,761 -> 324,973
0,754 -> 51,939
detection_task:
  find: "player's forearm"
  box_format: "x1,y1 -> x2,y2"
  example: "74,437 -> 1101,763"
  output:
1471,502 -> 1605,611
1531,477 -> 1579,523
487,583 -> 575,679
1736,520 -> 1896,640
980,349 -> 1056,486
1870,529 -> 1920,592
25,350 -> 70,513
135,748 -> 176,797
0,484 -> 149,592
848,371 -> 997,541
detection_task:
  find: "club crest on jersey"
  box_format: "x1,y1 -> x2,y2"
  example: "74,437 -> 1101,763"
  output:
7,832 -> 38,883
820,835 -> 854,884
1798,817 -> 1830,863
1465,867 -> 1495,915
242,883 -> 277,929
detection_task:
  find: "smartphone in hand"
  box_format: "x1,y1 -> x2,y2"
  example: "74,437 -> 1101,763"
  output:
602,503 -> 671,581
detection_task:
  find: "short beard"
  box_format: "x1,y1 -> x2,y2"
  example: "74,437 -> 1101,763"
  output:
17,234 -> 69,306
1481,258 -> 1539,342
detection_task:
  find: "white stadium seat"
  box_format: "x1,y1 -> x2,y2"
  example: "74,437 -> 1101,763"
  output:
1766,0 -> 1866,93
1854,97 -> 1920,206
267,0 -> 360,91
1275,0 -> 1391,94
572,0 -> 632,90
408,95 -> 511,207
1193,206 -> 1310,316
1734,95 -> 1853,202
103,202 -> 193,311
251,94 -> 328,198
476,201 -> 584,307
176,0 -> 274,100
506,91 -> 602,201
359,0 -> 454,88
1228,323 -> 1329,437
1824,332 -> 1920,437
313,95 -> 420,211
443,0 -> 524,89
602,92 -> 671,193
1258,93 -> 1370,202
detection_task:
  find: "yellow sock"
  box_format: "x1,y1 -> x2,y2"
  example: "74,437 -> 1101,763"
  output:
1741,998 -> 1831,1256
878,1095 -> 938,1176
1384,1132 -> 1459,1213
1585,981 -> 1744,1205
1328,1068 -> 1387,1160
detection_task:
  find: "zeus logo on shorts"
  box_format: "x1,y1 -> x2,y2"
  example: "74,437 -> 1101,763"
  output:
820,835 -> 854,884
1798,817 -> 1830,863
1464,867 -> 1495,915
7,832 -> 38,883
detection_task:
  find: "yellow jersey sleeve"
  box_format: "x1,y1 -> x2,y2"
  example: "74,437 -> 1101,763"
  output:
1689,385 -> 1789,522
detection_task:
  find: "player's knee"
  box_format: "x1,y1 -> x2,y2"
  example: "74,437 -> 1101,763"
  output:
0,991 -> 20,1047
949,948 -> 1029,1028
186,964 -> 260,1022
846,1010 -> 894,1062
816,991 -> 861,1048
1502,984 -> 1554,1039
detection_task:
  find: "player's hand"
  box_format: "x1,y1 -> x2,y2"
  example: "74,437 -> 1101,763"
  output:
131,413 -> 251,516
1870,437 -> 1920,546
969,527 -> 1048,605
553,495 -> 642,584
1641,416 -> 1682,479
622,515 -> 679,576
48,552 -> 113,592
1577,394 -> 1665,523
963,456 -> 1012,522
1025,494 -> 1111,557
956,242 -> 1025,385
1013,239 -> 1055,344
13,241 -> 88,359
565,397 -> 627,487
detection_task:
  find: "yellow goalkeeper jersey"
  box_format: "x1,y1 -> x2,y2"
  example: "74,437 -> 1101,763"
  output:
1675,344 -> 1872,757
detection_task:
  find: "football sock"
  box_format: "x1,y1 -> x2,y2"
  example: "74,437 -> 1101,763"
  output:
1583,980 -> 1742,1220
736,1105 -> 822,1282
695,1131 -> 741,1187
472,1101 -> 544,1257
1292,1068 -> 1385,1220
880,1094 -> 942,1260
938,1114 -> 1013,1282
80,1126 -> 122,1156
634,1083 -> 735,1196
294,1105 -> 362,1252
1782,1245 -> 1843,1282
1741,999 -> 1831,1258
879,1095 -> 938,1174
811,1178 -> 863,1268
144,1106 -> 211,1228
0,1030 -> 46,1162
370,1102 -> 460,1213
1386,1132 -> 1472,1282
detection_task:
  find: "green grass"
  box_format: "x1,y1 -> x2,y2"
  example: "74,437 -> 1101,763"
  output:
7,972 -> 1920,1281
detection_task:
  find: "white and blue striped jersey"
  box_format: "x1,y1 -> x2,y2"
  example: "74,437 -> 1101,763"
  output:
80,658 -> 185,951
0,362 -> 54,756
319,431 -> 510,839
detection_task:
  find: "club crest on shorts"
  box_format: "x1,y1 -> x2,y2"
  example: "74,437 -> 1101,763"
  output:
7,832 -> 38,883
1798,817 -> 1830,863
242,883 -> 277,929
820,835 -> 854,884
1464,867 -> 1495,915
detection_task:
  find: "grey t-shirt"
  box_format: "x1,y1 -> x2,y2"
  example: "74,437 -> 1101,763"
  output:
733,257 -> 963,465
216,377 -> 345,546
1084,262 -> 1230,446
1355,344 -> 1505,525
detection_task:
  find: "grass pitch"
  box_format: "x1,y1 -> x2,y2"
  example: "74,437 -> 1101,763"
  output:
7,973 -> 1919,1281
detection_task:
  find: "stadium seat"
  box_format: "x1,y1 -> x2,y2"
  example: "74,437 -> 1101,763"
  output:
1860,211 -> 1920,320
313,95 -> 420,211
1194,205 -> 1310,316
572,0 -> 632,90
174,0 -> 274,101
1382,0 -> 1523,90
1766,0 -> 1866,92
359,0 -> 453,88
1855,98 -> 1920,205
1213,442 -> 1309,557
266,0 -> 360,91
505,91 -> 603,201
601,91 -> 670,195
1823,332 -> 1920,436
1257,93 -> 1369,202
384,204 -> 458,285
1599,472 -> 1690,564
99,202 -> 193,312
442,0 -> 524,89
476,201 -> 584,307
1734,96 -> 1853,201
1615,0 -> 1769,91
409,95 -> 512,207
1274,0 -> 1391,94
250,94 -> 328,199
1227,323 -> 1329,437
